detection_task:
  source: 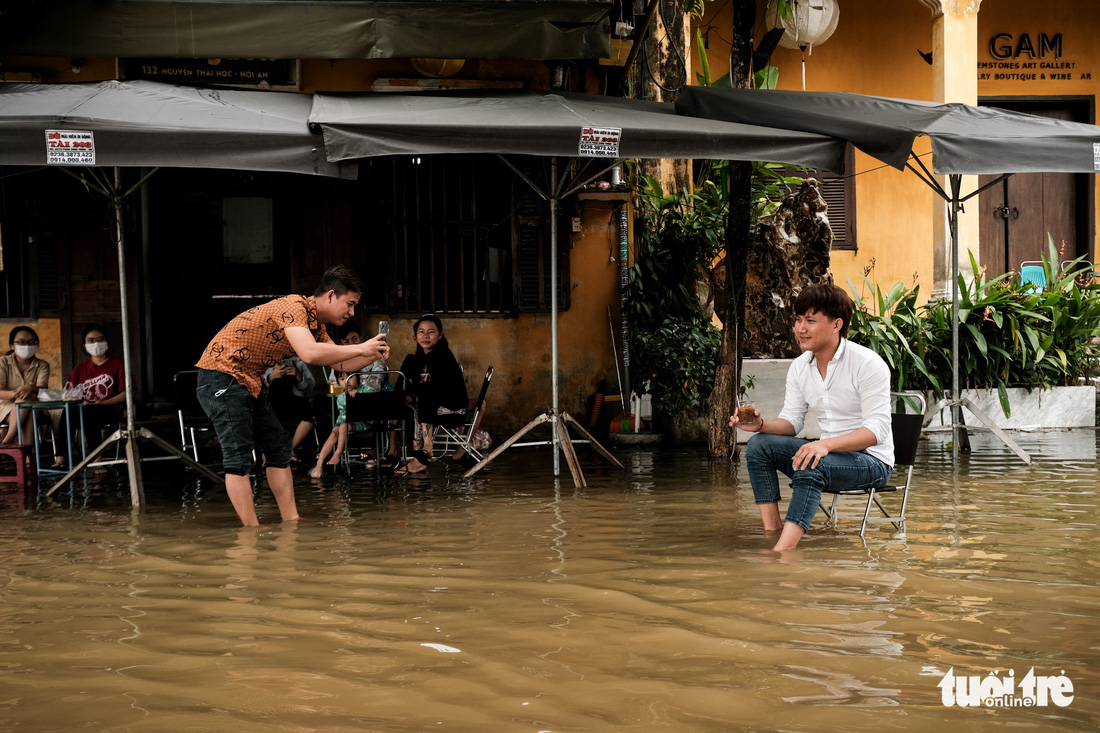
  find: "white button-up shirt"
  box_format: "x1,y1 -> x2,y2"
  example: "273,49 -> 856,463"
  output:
778,338 -> 894,467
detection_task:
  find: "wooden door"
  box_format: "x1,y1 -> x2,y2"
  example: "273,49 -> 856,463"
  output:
979,102 -> 1092,277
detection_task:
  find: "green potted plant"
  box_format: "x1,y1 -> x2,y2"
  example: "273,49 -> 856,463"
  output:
847,235 -> 1100,426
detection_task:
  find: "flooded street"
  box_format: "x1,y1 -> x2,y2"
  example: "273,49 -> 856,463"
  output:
1,433 -> 1098,731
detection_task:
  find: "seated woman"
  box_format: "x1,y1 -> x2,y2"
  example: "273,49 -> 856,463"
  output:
397,314 -> 469,475
0,326 -> 53,460
68,324 -> 126,448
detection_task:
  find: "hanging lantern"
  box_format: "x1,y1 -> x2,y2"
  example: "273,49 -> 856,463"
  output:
765,0 -> 840,90
766,0 -> 840,54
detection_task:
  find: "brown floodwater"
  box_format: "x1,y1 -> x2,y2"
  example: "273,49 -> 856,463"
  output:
1,432 -> 1098,732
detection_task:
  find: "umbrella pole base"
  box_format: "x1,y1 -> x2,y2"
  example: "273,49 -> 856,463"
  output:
462,410 -> 625,487
936,396 -> 1031,465
46,427 -> 224,505
951,397 -> 1032,465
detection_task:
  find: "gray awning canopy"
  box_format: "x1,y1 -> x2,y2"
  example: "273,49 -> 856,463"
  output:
0,82 -> 845,178
310,89 -> 848,171
676,86 -> 1100,175
0,80 -> 356,178
0,0 -> 611,61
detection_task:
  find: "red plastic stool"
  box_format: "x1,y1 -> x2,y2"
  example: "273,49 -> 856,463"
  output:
0,444 -> 36,489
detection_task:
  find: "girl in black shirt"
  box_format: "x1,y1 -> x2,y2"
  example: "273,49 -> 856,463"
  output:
396,314 -> 468,474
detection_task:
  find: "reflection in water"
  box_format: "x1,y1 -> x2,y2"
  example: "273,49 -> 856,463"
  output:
0,432 -> 1098,730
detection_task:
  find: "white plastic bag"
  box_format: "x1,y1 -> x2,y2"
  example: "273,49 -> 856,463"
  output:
62,381 -> 83,401
37,387 -> 63,401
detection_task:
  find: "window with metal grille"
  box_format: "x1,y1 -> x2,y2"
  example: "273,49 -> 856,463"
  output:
512,159 -> 569,313
386,155 -> 567,316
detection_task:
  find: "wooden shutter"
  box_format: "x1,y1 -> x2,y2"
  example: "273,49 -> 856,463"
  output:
816,145 -> 857,251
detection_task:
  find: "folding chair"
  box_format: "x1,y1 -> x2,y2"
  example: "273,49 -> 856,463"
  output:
174,370 -> 213,462
435,366 -> 493,461
344,370 -> 414,472
1062,259 -> 1095,286
819,391 -> 925,536
1019,261 -> 1046,291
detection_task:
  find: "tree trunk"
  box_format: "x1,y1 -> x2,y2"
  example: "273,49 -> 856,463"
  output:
636,0 -> 692,197
707,0 -> 756,459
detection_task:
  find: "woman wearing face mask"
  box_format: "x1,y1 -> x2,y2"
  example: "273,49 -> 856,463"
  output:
68,324 -> 127,447
0,326 -> 51,447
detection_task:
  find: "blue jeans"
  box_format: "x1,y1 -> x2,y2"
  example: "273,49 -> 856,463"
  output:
195,369 -> 292,475
745,433 -> 892,531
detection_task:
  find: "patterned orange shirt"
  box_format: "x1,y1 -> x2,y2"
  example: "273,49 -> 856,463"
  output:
196,295 -> 333,398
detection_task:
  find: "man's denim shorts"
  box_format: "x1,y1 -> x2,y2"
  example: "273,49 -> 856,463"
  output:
195,368 -> 292,475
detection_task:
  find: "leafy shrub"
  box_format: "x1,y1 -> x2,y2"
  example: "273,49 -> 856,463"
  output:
628,177 -> 725,416
631,317 -> 722,417
848,236 -> 1100,416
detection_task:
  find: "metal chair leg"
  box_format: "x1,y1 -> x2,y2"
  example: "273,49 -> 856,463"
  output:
859,490 -> 876,536
860,491 -> 901,536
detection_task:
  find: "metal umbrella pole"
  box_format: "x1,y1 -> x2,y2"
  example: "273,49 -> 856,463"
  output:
550,157 -> 561,476
114,165 -> 144,505
906,159 -> 1031,465
463,156 -> 625,486
46,167 -> 225,505
949,174 -> 963,461
945,174 -> 1028,465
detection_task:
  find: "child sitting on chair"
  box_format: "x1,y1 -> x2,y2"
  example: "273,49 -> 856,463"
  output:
310,371 -> 371,477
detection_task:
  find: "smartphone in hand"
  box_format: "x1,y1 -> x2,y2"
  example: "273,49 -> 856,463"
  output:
377,320 -> 389,341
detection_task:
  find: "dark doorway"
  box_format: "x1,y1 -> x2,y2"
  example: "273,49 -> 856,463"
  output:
978,97 -> 1095,277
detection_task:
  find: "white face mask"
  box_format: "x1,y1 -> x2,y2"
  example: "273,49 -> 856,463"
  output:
13,344 -> 37,360
85,342 -> 108,357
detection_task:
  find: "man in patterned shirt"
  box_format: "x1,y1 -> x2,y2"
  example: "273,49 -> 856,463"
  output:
195,265 -> 389,526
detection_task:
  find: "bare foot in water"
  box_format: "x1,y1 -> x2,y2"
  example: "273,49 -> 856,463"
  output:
394,455 -> 428,476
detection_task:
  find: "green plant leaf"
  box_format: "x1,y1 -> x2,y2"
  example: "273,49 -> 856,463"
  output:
965,323 -> 988,356
695,29 -> 712,87
753,66 -> 779,90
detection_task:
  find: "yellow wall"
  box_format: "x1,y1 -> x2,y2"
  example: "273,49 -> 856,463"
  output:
691,0 -> 1099,301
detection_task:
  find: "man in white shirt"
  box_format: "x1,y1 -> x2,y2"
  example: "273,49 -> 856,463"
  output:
732,283 -> 894,551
